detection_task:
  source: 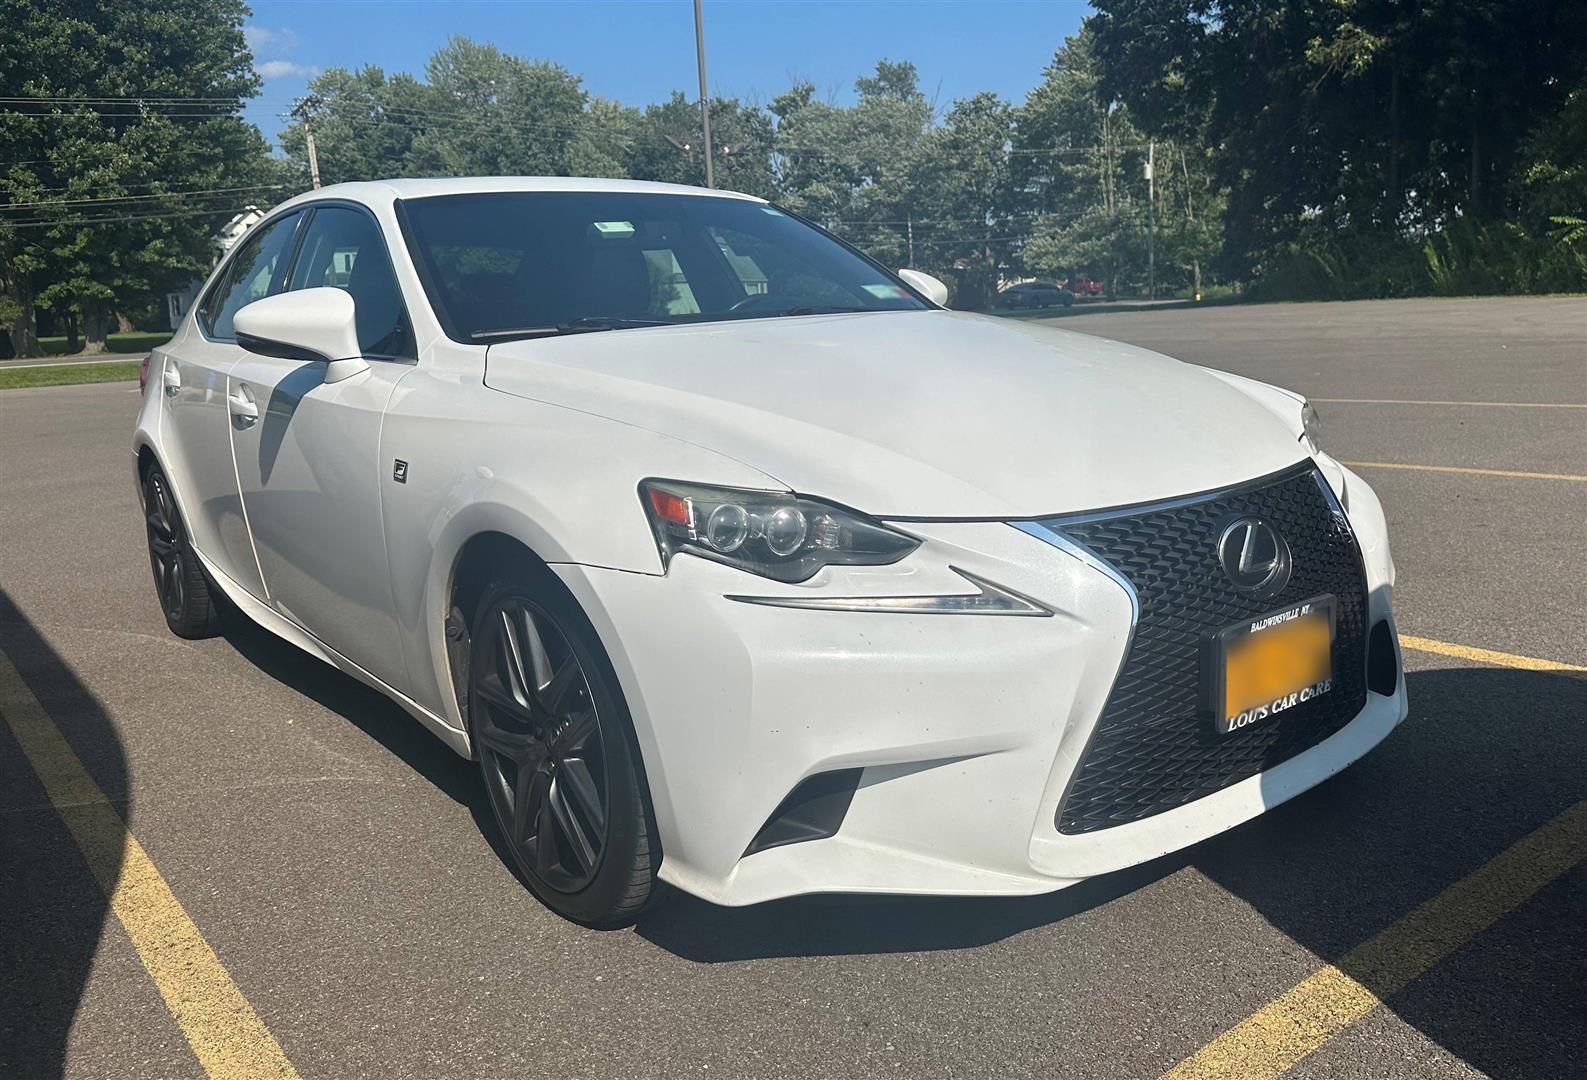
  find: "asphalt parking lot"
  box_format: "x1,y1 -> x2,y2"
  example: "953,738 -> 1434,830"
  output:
2,295 -> 1583,1079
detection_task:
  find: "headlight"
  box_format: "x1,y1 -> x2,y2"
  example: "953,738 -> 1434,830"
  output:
1301,401 -> 1323,454
640,480 -> 920,583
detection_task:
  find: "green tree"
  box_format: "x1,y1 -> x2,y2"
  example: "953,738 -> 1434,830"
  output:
408,37 -> 589,177
912,92 -> 1018,307
278,38 -> 596,183
1016,22 -> 1222,298
1,0 -> 281,355
834,61 -> 935,270
1090,0 -> 1587,289
275,66 -> 430,186
1513,87 -> 1587,289
768,82 -> 855,222
623,91 -> 775,197
568,97 -> 641,179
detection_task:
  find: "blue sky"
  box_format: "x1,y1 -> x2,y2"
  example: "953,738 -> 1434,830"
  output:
243,0 -> 1089,148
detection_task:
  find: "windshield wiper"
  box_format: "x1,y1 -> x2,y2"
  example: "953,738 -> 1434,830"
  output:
470,316 -> 674,342
766,305 -> 877,317
560,316 -> 675,331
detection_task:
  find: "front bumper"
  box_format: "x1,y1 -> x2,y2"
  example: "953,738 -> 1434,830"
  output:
555,460 -> 1406,906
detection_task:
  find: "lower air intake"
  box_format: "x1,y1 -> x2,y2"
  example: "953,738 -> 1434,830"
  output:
744,768 -> 862,856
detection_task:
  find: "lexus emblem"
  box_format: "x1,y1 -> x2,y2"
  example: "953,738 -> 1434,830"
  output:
1217,517 -> 1291,597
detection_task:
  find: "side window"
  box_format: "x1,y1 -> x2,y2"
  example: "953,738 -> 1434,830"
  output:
198,212 -> 302,339
287,207 -> 414,359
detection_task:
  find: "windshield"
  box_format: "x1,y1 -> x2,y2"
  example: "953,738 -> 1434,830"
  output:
398,191 -> 929,342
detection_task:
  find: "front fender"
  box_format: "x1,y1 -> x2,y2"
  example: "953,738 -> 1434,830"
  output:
380,370 -> 780,726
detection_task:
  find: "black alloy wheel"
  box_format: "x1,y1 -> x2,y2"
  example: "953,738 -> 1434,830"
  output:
146,470 -> 186,621
142,465 -> 223,638
466,574 -> 656,925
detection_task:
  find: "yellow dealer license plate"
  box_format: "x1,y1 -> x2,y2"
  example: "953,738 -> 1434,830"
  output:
1206,595 -> 1336,735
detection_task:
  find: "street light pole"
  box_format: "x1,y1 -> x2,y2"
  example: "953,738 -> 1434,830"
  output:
693,0 -> 715,188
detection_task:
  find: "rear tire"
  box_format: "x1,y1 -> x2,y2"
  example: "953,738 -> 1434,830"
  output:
464,565 -> 658,928
142,464 -> 224,639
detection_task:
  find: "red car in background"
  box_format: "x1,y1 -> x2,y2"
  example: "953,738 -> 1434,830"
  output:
1065,274 -> 1105,296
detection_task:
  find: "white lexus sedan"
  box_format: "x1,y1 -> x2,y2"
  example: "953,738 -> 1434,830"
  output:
134,178 -> 1406,927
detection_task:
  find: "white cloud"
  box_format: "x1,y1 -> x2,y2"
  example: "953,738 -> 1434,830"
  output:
245,25 -> 299,54
257,59 -> 319,80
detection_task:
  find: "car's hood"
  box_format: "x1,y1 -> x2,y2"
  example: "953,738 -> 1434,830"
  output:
484,310 -> 1309,517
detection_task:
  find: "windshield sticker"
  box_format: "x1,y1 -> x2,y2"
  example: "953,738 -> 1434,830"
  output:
592,220 -> 636,238
863,283 -> 911,299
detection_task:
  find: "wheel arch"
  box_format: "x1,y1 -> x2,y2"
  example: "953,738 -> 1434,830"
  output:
441,527 -> 667,877
132,437 -> 161,509
446,530 -> 554,642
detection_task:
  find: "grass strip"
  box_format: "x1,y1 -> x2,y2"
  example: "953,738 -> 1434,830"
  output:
0,361 -> 140,390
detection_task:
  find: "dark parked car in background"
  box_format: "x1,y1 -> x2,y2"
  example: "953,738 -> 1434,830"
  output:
996,281 -> 1075,310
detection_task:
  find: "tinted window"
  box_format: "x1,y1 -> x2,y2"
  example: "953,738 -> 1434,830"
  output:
400,192 -> 927,343
198,212 -> 302,339
288,206 -> 414,359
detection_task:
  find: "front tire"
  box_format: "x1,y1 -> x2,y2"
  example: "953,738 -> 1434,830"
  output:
465,569 -> 658,927
142,464 -> 224,639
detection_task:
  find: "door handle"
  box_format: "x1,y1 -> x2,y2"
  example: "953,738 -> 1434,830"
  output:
161,361 -> 180,396
228,386 -> 259,423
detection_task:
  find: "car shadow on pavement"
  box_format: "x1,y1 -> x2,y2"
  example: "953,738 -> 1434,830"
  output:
636,665 -> 1587,1077
1208,664 -> 1587,1079
221,617 -> 478,804
219,617 -> 535,886
0,591 -> 128,1079
639,853 -> 1192,960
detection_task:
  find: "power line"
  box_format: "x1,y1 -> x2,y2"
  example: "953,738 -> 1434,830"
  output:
2,110 -> 251,120
270,109 -> 638,155
3,205 -> 280,230
0,95 -> 248,104
2,184 -> 291,210
276,105 -> 627,143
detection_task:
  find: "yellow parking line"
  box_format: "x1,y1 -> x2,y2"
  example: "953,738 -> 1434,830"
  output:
0,651 -> 300,1080
1399,634 -> 1587,672
1163,799 -> 1587,1080
1315,398 -> 1587,409
1340,460 -> 1587,483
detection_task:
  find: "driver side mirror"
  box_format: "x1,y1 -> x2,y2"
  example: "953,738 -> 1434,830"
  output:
897,268 -> 949,307
233,287 -> 370,384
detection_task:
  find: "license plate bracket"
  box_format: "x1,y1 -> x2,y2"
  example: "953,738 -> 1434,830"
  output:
1203,594 -> 1337,736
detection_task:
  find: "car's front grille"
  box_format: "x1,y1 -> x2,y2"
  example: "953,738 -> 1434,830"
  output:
1038,462 -> 1370,835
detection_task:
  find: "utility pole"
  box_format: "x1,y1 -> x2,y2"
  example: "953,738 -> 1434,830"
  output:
907,213 -> 915,266
1145,139 -> 1155,300
1181,147 -> 1200,301
292,96 -> 322,189
693,0 -> 715,188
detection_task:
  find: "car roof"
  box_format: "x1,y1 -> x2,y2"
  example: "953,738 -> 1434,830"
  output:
272,176 -> 767,215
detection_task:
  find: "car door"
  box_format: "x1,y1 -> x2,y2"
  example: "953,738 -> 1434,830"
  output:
161,210 -> 304,599
227,203 -> 417,691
